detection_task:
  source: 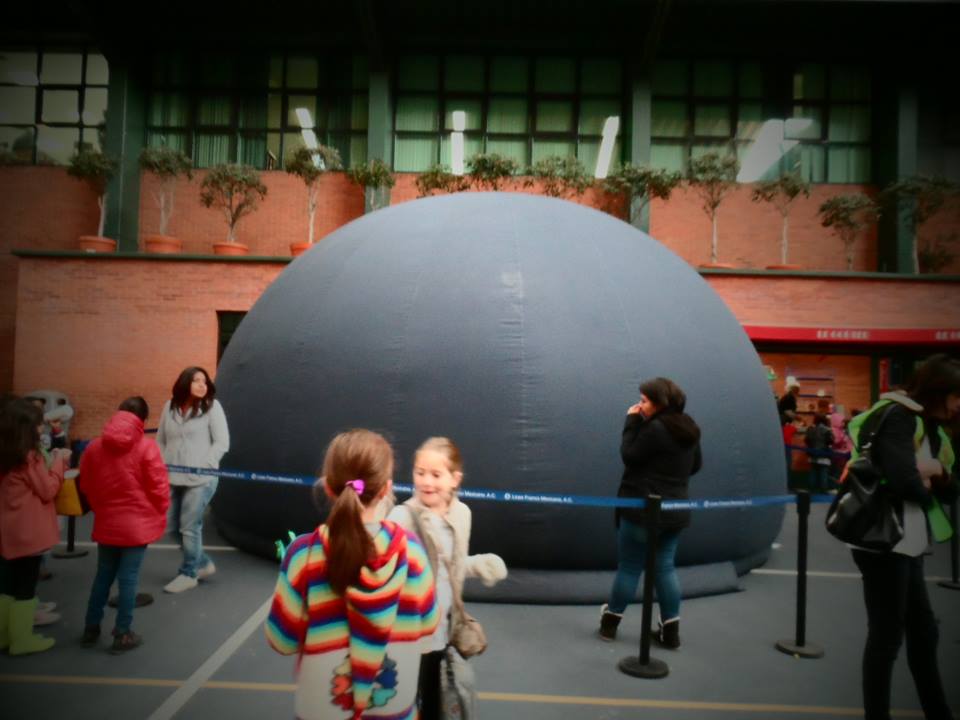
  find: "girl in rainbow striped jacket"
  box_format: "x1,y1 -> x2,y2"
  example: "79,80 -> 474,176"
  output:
266,429 -> 439,720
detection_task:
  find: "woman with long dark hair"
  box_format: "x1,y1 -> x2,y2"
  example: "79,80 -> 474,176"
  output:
157,366 -> 229,594
599,377 -> 701,648
847,354 -> 959,719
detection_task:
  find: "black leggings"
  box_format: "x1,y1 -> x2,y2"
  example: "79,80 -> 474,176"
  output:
1,555 -> 42,600
852,550 -> 953,720
417,649 -> 444,720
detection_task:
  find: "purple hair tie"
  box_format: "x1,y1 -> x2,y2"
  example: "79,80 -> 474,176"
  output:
345,479 -> 365,494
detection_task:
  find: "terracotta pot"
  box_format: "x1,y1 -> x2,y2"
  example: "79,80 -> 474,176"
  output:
765,263 -> 803,271
78,236 -> 117,253
144,234 -> 183,254
698,262 -> 736,269
212,242 -> 249,256
290,242 -> 311,257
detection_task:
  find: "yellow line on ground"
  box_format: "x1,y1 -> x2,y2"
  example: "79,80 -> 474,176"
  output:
0,674 -> 927,717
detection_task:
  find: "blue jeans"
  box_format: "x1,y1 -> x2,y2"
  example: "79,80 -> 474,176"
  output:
84,545 -> 147,634
168,480 -> 218,577
608,519 -> 682,620
809,463 -> 830,492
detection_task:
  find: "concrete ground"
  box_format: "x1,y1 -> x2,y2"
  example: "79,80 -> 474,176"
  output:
1,501 -> 958,719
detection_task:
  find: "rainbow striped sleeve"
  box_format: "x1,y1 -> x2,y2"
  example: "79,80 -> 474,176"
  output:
265,533 -> 312,655
399,533 -> 439,640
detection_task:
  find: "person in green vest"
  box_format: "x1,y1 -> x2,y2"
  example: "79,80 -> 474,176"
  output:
846,353 -> 959,720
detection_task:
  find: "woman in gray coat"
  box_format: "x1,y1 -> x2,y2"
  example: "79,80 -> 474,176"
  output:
157,367 -> 229,593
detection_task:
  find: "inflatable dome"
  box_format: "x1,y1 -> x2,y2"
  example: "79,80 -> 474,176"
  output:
213,192 -> 785,601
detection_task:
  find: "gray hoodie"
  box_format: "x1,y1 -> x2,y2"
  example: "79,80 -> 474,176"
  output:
156,399 -> 230,487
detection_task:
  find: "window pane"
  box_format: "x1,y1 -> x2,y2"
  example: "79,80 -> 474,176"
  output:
0,87 -> 36,124
327,94 -> 367,131
282,131 -> 307,162
739,64 -> 762,98
579,138 -> 621,176
239,133 -> 268,169
288,95 -> 319,129
0,126 -> 34,162
398,56 -> 438,91
440,134 -> 482,167
395,96 -> 439,132
793,64 -> 824,100
736,102 -> 764,140
445,56 -> 484,91
239,95 -> 267,129
42,90 -> 79,123
79,127 -> 102,153
351,93 -> 368,130
195,134 -> 232,167
146,131 -> 187,153
651,143 -> 685,172
349,134 -> 368,167
580,99 -> 620,135
267,94 -> 282,128
269,56 -> 284,89
694,62 -> 732,97
532,140 -> 575,163
691,143 -> 731,161
831,66 -> 870,101
487,97 -> 527,133
829,105 -> 870,142
36,125 -> 79,164
694,104 -> 730,137
535,58 -> 575,93
787,106 -> 822,139
485,137 -> 527,165
581,59 -> 621,94
490,57 -> 527,92
198,96 -> 232,126
536,101 -> 573,132
287,57 -> 319,88
652,100 -> 687,138
85,54 -> 109,85
82,88 -> 108,126
394,136 -> 438,171
150,93 -> 189,127
736,140 -> 780,182
41,53 -> 82,84
784,144 -> 825,182
652,61 -> 687,95
0,52 -> 38,86
444,99 -> 482,130
828,146 -> 870,183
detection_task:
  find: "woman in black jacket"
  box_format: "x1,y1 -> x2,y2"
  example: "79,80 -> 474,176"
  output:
598,377 -> 701,648
850,354 -> 959,720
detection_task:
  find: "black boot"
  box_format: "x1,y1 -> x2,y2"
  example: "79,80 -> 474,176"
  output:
598,604 -> 622,641
653,618 -> 680,649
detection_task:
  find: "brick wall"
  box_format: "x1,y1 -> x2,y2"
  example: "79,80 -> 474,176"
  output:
760,352 -> 873,419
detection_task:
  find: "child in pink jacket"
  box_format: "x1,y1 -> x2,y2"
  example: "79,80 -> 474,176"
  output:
0,397 -> 68,655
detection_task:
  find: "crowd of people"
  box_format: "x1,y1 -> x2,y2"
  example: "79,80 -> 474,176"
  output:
1,356 -> 958,720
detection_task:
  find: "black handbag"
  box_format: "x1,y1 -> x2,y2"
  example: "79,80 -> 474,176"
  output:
825,404 -> 904,551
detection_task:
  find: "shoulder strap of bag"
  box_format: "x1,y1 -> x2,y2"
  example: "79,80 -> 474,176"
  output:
856,402 -> 899,456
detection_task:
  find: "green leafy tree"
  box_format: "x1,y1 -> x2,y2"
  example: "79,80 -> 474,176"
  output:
347,158 -> 396,211
751,173 -> 811,265
285,145 -> 342,245
139,146 -> 194,236
880,175 -> 960,273
818,194 -> 880,270
67,148 -> 118,238
603,164 -> 682,226
523,156 -> 593,198
199,164 -> 268,244
416,164 -> 471,197
687,152 -> 740,264
467,153 -> 519,191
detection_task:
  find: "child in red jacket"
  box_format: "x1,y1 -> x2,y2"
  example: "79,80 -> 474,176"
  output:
79,397 -> 170,654
0,397 -> 68,655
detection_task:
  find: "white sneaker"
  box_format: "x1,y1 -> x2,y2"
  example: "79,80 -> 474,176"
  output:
196,561 -> 216,580
37,601 -> 57,613
34,609 -> 61,626
163,574 -> 198,593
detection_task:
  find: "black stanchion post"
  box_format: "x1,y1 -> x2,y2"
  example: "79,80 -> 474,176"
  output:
776,491 -> 823,658
938,498 -> 960,591
618,495 -> 669,679
52,515 -> 88,559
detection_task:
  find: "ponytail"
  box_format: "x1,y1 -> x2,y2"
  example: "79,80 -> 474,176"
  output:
320,429 -> 393,596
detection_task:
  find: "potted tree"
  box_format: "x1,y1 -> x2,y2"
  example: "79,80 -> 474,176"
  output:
818,194 -> 880,271
139,146 -> 193,253
66,148 -> 118,252
285,145 -> 343,256
523,156 -> 593,198
416,163 -> 471,197
879,175 -> 959,273
467,153 -> 519,191
347,158 -> 396,213
751,173 -> 811,269
199,163 -> 267,256
603,164 -> 682,228
688,152 -> 740,268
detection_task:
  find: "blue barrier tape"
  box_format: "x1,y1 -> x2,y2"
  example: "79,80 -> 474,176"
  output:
785,444 -> 851,460
166,464 -> 834,509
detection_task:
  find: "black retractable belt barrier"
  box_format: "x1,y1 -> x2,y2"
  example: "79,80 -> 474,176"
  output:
775,491 -> 823,658
618,495 -> 669,679
52,516 -> 88,559
938,498 -> 960,591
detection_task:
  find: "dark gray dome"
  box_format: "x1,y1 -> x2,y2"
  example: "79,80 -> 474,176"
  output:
213,192 -> 784,582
